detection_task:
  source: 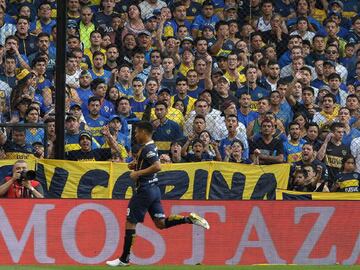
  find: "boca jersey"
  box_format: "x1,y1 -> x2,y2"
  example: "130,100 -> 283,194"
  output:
153,119 -> 184,154
3,141 -> 35,160
283,139 -> 306,163
84,115 -> 109,145
65,133 -> 100,152
135,140 -> 160,187
324,142 -> 350,181
129,97 -> 148,119
336,172 -> 360,192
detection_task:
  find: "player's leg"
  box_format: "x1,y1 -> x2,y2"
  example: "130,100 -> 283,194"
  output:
152,211 -> 210,230
149,186 -> 209,229
119,220 -> 137,264
106,192 -> 148,267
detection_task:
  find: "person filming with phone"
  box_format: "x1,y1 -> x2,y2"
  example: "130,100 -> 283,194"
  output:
0,160 -> 44,198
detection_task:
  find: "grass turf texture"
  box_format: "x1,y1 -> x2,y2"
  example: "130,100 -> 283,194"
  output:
1,266 -> 360,270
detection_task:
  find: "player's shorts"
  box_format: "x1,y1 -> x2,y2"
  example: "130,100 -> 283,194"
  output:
127,184 -> 165,224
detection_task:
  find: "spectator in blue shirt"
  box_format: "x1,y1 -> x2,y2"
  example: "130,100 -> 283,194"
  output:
152,101 -> 184,154
191,0 -> 220,38
236,64 -> 269,101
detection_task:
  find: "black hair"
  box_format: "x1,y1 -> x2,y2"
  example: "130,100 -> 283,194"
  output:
341,154 -> 355,171
192,138 -> 204,148
135,121 -> 153,135
289,121 -> 300,129
323,93 -> 336,103
87,96 -> 101,105
155,100 -> 168,109
305,122 -> 319,131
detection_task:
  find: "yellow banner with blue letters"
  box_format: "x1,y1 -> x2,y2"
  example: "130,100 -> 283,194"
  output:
0,160 -> 290,199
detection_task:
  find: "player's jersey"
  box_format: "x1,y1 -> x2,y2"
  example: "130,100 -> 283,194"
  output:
336,172 -> 360,192
136,140 -> 159,187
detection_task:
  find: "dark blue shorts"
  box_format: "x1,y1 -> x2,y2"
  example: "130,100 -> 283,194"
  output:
126,184 -> 165,224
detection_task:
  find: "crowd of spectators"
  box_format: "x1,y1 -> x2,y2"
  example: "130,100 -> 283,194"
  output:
0,0 -> 360,193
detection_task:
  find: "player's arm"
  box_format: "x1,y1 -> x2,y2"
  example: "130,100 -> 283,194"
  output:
133,161 -> 161,180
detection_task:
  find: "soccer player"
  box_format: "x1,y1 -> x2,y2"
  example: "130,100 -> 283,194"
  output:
106,121 -> 209,267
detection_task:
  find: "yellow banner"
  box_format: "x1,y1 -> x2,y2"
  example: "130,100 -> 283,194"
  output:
0,160 -> 290,200
276,189 -> 360,200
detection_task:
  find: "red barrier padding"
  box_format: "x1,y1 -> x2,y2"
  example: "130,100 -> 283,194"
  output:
0,200 -> 359,265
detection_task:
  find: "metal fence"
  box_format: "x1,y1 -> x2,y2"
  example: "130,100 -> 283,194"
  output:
0,0 -> 359,172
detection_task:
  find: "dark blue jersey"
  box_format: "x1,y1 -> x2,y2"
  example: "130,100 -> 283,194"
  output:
336,172 -> 360,192
136,141 -> 160,186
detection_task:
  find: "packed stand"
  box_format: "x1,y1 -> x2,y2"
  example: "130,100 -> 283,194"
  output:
0,0 -> 359,193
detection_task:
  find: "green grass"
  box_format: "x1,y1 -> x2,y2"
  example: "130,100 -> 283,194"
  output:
0,266 -> 360,270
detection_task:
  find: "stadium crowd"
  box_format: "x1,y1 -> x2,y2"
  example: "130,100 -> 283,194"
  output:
0,0 -> 359,193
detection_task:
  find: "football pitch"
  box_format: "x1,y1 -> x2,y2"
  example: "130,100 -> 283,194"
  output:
1,265 -> 360,270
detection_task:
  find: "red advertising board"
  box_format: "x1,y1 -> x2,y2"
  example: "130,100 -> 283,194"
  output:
0,200 -> 359,265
